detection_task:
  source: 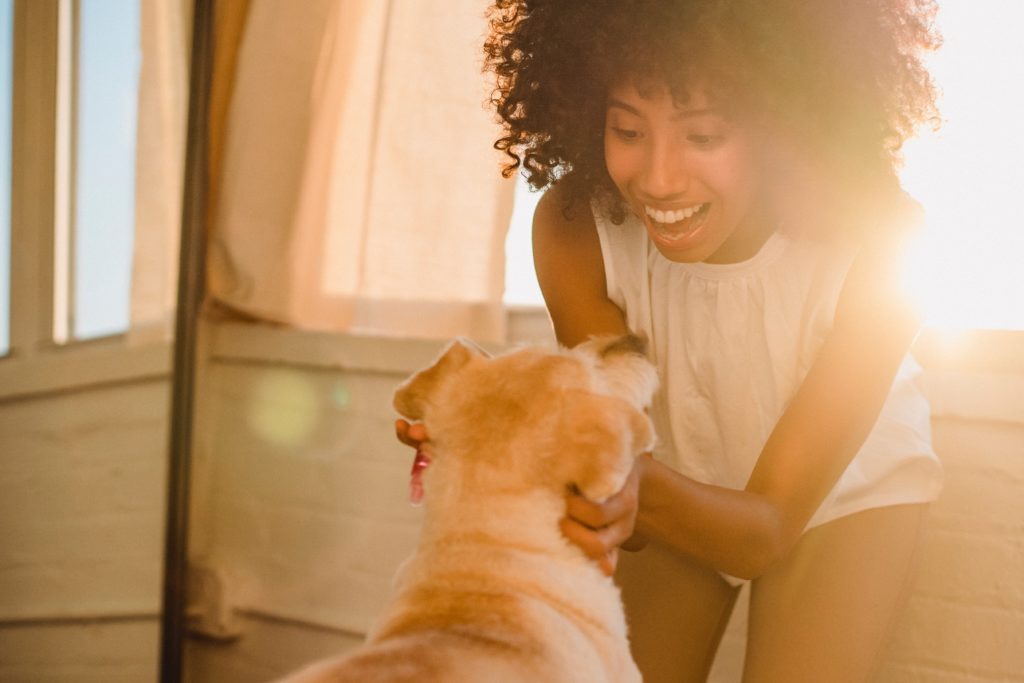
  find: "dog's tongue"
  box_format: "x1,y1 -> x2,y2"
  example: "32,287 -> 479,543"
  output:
409,449 -> 431,506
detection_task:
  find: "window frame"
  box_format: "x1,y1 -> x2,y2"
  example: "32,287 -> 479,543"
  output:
0,0 -> 167,400
9,0 -> 60,358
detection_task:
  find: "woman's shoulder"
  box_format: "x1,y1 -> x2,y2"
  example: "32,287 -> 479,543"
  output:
533,183 -> 597,240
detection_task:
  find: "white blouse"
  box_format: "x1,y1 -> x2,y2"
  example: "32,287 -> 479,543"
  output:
594,205 -> 943,529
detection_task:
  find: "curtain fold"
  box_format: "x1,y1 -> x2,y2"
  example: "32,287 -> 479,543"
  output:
206,0 -> 514,342
128,0 -> 192,343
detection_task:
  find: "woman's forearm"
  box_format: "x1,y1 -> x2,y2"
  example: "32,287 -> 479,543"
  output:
635,458 -> 791,580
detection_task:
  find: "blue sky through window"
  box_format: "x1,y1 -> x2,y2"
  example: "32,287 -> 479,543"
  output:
0,1 -> 138,350
73,0 -> 139,339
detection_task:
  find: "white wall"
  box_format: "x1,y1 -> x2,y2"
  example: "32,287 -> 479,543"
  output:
186,320 -> 1024,682
0,341 -> 170,682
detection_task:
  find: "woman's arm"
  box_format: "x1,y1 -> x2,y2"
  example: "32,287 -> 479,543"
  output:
532,185 -> 630,345
536,184 -> 921,579
533,185 -> 644,574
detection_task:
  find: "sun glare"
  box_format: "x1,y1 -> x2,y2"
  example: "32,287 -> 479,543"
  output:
506,2 -> 1024,331
899,0 -> 1024,331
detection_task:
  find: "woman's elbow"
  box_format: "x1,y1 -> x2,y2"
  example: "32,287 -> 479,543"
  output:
729,504 -> 797,580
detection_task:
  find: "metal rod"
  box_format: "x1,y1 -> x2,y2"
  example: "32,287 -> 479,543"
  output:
158,0 -> 214,680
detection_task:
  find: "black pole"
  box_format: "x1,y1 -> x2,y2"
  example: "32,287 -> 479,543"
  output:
159,0 -> 214,680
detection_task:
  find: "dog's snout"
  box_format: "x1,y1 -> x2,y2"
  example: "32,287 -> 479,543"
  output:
599,333 -> 648,359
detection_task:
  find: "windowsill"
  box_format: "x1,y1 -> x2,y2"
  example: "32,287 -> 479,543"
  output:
1,309 -> 1021,427
912,327 -> 1024,425
208,310 -> 1024,426
0,336 -> 173,402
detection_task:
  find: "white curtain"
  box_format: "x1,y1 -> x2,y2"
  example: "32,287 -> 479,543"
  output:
128,0 -> 192,343
207,0 -> 515,342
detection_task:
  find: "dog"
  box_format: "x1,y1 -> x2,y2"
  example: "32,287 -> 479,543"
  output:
278,334 -> 658,683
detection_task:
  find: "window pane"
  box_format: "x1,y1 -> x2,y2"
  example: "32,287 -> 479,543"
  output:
503,174 -> 544,307
73,0 -> 139,340
0,0 -> 11,355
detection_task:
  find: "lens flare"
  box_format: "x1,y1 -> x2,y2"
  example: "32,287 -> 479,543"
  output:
898,0 -> 1024,331
247,369 -> 320,447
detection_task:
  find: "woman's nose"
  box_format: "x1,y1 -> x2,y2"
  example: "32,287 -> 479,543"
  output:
642,143 -> 690,198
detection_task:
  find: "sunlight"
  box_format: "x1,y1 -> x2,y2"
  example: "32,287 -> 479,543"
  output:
248,369 -> 320,447
503,176 -> 543,306
504,2 -> 1023,331
899,0 -> 1024,331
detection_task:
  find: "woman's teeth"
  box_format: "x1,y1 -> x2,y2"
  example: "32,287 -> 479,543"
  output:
644,203 -> 708,239
645,203 -> 706,225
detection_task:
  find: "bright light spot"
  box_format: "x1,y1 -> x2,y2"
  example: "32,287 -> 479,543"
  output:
899,0 -> 1024,330
503,175 -> 543,306
247,370 -> 320,447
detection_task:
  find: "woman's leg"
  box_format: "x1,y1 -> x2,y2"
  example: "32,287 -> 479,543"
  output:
743,503 -> 929,683
617,539 -> 742,683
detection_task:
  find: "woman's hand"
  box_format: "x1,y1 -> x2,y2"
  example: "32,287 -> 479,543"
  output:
395,419 -> 428,450
561,455 -> 651,576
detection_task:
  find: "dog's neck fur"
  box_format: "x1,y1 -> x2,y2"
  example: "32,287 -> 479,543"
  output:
376,454 -> 630,658
416,454 -> 577,558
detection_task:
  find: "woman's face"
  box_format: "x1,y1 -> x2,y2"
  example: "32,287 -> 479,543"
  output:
603,82 -> 774,264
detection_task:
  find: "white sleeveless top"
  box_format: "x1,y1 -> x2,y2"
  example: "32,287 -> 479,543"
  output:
594,205 -> 943,529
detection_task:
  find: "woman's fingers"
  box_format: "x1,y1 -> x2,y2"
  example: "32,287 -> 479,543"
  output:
605,548 -> 619,575
564,478 -> 638,531
560,516 -> 623,577
407,422 -> 428,443
561,475 -> 642,576
395,419 -> 428,448
564,492 -> 609,529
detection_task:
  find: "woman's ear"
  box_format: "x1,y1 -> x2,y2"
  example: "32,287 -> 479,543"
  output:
392,338 -> 482,421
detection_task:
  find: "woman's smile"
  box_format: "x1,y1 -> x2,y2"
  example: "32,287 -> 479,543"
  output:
644,201 -> 711,245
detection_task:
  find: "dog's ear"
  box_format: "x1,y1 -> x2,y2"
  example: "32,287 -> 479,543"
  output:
556,394 -> 656,503
393,338 -> 483,421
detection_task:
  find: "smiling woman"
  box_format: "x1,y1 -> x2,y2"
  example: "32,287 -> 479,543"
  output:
500,1 -> 1024,333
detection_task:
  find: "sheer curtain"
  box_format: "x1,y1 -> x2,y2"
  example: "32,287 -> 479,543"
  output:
205,0 -> 514,342
128,0 -> 192,343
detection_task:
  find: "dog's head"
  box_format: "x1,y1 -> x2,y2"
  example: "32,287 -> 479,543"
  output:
393,334 -> 658,504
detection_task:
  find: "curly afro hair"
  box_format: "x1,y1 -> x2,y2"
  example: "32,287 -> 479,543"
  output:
484,0 -> 941,233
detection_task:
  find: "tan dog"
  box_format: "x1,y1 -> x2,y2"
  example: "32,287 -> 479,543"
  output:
279,334 -> 658,683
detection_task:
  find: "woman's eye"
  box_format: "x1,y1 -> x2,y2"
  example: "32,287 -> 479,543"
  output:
687,133 -> 723,147
611,127 -> 641,142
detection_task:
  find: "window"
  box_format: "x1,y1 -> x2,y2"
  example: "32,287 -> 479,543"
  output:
503,174 -> 543,307
0,0 -> 11,356
3,0 -> 143,359
60,0 -> 140,341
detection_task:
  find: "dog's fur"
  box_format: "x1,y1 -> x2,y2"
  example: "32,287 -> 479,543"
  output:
278,335 -> 658,683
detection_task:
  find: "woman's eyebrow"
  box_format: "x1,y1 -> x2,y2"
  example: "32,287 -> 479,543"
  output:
606,97 -> 718,120
606,98 -> 643,116
672,108 -> 718,120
